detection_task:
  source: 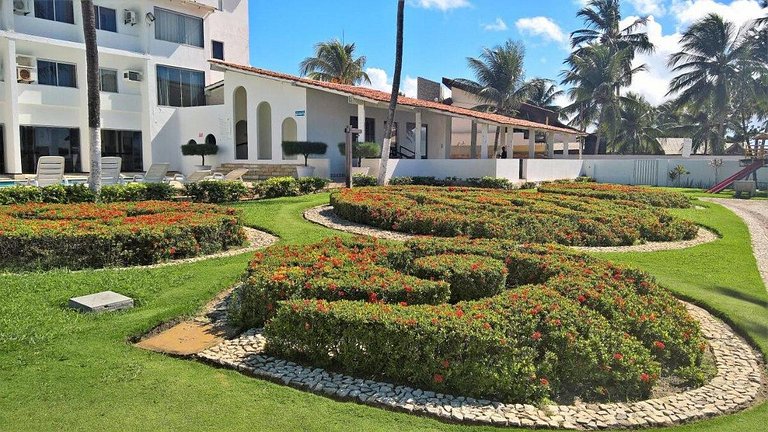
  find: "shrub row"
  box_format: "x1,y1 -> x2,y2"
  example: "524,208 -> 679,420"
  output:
0,201 -> 245,271
232,237 -> 707,404
538,182 -> 692,208
390,176 -> 515,189
330,186 -> 698,247
254,177 -> 330,199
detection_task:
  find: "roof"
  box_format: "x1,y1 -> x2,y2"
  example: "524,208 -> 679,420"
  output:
210,60 -> 584,136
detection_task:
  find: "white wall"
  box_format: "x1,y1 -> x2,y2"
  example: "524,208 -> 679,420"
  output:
523,159 -> 585,182
363,159 -> 522,184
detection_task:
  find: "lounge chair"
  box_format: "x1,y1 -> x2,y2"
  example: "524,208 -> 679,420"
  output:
27,156 -> 66,187
211,168 -> 249,182
133,163 -> 171,183
171,170 -> 213,184
101,157 -> 123,186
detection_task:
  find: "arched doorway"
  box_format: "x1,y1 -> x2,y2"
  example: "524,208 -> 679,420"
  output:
233,87 -> 248,160
281,117 -> 297,160
257,102 -> 272,160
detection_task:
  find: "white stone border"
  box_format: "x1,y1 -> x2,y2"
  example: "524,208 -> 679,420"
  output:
304,206 -> 719,252
199,302 -> 764,429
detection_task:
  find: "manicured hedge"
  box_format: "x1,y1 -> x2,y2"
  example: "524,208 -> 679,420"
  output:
330,185 -> 698,246
184,180 -> 249,203
0,201 -> 245,271
232,237 -> 707,404
537,182 -> 692,208
254,177 -> 330,199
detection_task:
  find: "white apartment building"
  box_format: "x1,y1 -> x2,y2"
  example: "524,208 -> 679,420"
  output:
0,0 -> 249,175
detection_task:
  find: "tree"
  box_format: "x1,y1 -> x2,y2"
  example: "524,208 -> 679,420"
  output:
81,1 -> 101,193
562,45 -> 644,154
570,0 -> 654,92
527,78 -> 565,120
612,93 -> 663,154
667,14 -> 757,155
299,39 -> 371,85
454,40 -> 536,153
378,0 -> 405,186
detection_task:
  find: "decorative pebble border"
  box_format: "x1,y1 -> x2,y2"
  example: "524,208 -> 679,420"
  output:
198,302 -> 764,430
304,205 -> 719,252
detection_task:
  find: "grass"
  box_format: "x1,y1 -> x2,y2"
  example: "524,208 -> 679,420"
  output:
0,191 -> 766,431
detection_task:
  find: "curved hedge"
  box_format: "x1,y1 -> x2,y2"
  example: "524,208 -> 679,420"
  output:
537,182 -> 692,208
331,185 -> 697,246
0,201 -> 245,270
231,237 -> 707,404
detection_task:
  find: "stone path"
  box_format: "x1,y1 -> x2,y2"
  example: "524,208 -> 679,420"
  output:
198,302 -> 764,430
705,198 -> 768,292
305,205 -> 719,252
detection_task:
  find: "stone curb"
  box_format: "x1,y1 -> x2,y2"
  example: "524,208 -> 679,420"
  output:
304,206 -> 718,252
198,302 -> 765,430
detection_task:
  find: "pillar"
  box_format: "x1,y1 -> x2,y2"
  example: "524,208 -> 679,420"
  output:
470,121 -> 477,159
444,117 -> 452,159
528,129 -> 536,159
547,132 -> 555,159
2,38 -> 22,175
414,111 -> 422,159
78,50 -> 91,173
578,136 -> 583,159
480,123 -> 489,159
141,59 -> 155,170
357,103 -> 366,143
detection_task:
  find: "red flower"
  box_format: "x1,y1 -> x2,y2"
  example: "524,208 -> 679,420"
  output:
577,295 -> 587,303
433,374 -> 444,383
613,353 -> 624,360
482,322 -> 491,330
455,308 -> 465,318
399,302 -> 408,307
640,373 -> 651,383
271,273 -> 287,282
539,377 -> 549,386
368,292 -> 379,303
532,331 -> 542,341
441,359 -> 450,369
654,341 -> 666,350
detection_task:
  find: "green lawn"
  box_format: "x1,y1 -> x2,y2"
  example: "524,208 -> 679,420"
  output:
0,192 -> 766,431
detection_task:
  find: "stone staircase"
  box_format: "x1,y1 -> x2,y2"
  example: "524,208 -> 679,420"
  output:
217,163 -> 300,182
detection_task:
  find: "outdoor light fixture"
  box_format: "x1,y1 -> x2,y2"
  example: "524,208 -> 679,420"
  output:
145,12 -> 156,23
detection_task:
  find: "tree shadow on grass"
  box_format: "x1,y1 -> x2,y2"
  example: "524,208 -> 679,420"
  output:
710,285 -> 768,308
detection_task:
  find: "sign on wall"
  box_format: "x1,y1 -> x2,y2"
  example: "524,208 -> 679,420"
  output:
295,110 -> 306,117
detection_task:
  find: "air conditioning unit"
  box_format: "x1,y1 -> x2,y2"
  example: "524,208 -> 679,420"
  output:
123,9 -> 138,26
13,0 -> 31,15
123,70 -> 143,82
16,54 -> 36,83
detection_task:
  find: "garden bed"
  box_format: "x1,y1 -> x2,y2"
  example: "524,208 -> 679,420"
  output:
330,185 -> 697,247
229,236 -> 711,405
0,201 -> 246,271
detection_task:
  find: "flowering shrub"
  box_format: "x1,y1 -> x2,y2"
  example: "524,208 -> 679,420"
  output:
330,185 -> 697,246
233,236 -> 707,404
0,201 -> 245,271
537,182 -> 692,208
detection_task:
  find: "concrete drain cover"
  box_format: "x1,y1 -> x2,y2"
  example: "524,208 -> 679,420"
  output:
69,291 -> 134,313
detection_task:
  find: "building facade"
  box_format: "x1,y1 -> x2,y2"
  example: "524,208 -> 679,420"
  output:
0,0 -> 248,175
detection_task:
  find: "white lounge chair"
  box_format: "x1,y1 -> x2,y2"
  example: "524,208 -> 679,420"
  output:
211,168 -> 249,182
171,170 -> 213,184
101,157 -> 123,186
27,156 -> 66,187
133,163 -> 171,183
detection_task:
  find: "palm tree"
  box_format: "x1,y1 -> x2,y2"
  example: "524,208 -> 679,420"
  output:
81,0 -> 101,193
612,93 -> 662,154
661,103 -> 720,154
454,40 -> 536,152
527,78 -> 565,119
570,0 -> 654,92
299,39 -> 371,85
562,45 -> 644,154
667,13 -> 756,154
377,0 -> 404,185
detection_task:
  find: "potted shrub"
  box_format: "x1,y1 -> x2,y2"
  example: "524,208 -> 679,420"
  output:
282,141 -> 328,177
181,139 -> 218,170
338,142 -> 381,176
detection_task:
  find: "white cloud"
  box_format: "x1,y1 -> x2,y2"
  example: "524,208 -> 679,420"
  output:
670,0 -> 765,29
483,17 -> 508,32
627,0 -> 667,16
364,67 -> 418,98
407,0 -> 470,11
515,16 -> 567,43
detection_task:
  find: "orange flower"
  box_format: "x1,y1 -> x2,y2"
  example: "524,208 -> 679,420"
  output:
532,331 -> 542,341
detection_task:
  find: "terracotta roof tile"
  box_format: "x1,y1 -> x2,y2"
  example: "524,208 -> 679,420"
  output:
210,60 -> 584,136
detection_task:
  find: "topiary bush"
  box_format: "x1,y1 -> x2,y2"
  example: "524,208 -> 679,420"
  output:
231,237 -> 707,404
0,201 -> 245,271
282,141 -> 328,166
352,175 -> 378,187
297,177 -> 330,195
255,177 -> 300,198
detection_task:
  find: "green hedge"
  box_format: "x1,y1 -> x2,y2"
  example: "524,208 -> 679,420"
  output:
538,182 -> 692,208
254,177 -> 329,199
389,176 -> 514,189
233,237 -> 708,404
184,181 -> 249,203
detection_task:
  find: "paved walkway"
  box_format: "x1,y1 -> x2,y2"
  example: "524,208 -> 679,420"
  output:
705,199 -> 768,292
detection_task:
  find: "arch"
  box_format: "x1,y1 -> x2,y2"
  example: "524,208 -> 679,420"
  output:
281,117 -> 298,160
205,134 -> 217,146
187,139 -> 197,146
257,101 -> 272,160
233,86 -> 248,160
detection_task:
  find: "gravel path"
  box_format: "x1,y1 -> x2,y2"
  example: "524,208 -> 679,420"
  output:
305,205 -> 718,252
704,198 -> 768,292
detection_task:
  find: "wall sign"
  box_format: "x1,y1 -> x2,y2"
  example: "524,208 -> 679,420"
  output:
295,110 -> 306,117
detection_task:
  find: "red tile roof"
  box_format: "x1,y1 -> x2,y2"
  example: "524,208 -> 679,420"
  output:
210,60 -> 585,136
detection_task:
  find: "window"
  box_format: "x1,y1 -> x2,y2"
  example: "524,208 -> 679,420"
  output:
37,60 -> 77,88
94,5 -> 117,32
154,7 -> 204,47
101,130 -> 143,172
350,117 -> 375,142
34,0 -> 74,24
20,126 -> 81,173
406,122 -> 428,159
99,69 -> 118,93
212,40 -> 224,60
156,65 -> 205,107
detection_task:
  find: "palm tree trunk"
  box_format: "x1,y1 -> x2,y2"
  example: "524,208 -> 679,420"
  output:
81,1 -> 101,194
594,129 -> 601,155
377,0 -> 405,186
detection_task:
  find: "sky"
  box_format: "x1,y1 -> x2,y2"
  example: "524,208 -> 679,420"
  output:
249,0 -> 767,107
